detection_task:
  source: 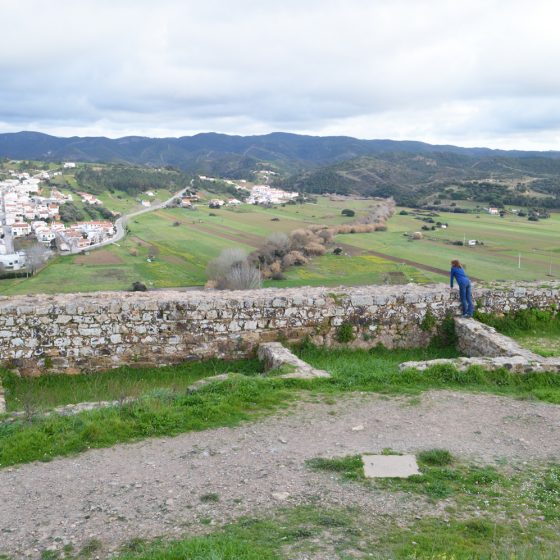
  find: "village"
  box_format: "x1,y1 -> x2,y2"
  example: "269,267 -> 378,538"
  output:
196,174 -> 299,208
0,165 -> 116,274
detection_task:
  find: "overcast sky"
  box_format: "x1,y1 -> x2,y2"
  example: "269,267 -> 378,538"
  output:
1,0 -> 560,149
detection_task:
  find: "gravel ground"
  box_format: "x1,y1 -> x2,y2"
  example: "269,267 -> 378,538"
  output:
1,389 -> 559,559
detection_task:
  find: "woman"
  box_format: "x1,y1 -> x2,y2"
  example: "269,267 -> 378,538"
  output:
450,259 -> 474,317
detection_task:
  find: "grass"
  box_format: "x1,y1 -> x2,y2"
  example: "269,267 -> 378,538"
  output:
475,308 -> 560,357
3,342 -> 560,468
340,207 -> 560,282
294,343 -> 560,403
46,475 -> 560,560
1,358 -> 263,412
2,195 -> 560,295
307,449 -> 505,501
0,373 -> 293,468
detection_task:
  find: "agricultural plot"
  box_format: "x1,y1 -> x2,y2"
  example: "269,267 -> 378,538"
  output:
341,209 -> 560,282
0,198 -> 420,294
2,197 -> 558,295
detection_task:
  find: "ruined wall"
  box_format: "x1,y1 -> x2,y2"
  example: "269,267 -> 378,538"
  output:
0,281 -> 558,376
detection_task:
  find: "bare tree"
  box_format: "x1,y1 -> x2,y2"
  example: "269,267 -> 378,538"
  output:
206,248 -> 262,290
24,243 -> 49,276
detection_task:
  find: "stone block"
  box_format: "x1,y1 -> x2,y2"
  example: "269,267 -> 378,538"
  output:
362,455 -> 420,478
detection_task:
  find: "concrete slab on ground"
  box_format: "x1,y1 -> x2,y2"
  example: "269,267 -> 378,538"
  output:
362,454 -> 420,478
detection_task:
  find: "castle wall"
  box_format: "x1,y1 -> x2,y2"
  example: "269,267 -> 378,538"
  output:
0,282 -> 558,376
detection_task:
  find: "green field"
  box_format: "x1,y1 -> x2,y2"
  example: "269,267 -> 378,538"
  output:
340,208 -> 560,282
0,198 -> 415,294
1,198 -> 559,295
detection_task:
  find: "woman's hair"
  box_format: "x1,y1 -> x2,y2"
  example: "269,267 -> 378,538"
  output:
451,259 -> 462,268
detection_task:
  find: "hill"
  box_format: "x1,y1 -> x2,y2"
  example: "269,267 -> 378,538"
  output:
2,131 -> 560,206
276,152 -> 560,207
1,130 -> 560,171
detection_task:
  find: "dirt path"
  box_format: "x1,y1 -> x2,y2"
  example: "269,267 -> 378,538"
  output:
1,390 -> 559,558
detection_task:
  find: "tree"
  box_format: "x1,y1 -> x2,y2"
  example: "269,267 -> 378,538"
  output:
24,243 -> 49,275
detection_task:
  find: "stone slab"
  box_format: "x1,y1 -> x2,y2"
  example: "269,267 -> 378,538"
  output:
362,454 -> 420,478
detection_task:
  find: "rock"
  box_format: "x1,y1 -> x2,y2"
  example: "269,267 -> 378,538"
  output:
351,425 -> 365,431
272,492 -> 290,501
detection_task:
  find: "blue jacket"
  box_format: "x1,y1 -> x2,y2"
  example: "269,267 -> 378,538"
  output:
450,266 -> 470,288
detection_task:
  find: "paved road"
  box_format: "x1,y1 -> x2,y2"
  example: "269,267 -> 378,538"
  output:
70,188 -> 188,254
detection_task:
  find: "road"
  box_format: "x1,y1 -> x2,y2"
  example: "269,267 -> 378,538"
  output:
70,187 -> 188,254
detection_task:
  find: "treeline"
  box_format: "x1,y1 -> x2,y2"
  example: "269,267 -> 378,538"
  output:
439,181 -> 560,209
75,166 -> 191,196
59,201 -> 114,223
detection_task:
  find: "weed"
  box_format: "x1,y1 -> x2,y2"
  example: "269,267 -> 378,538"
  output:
79,539 -> 102,557
306,455 -> 364,481
530,465 -> 560,520
336,322 -> 355,343
417,449 -> 453,466
200,492 -> 220,503
420,309 -> 437,331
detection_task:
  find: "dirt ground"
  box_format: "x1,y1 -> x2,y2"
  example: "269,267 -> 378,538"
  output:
1,390 -> 559,559
73,250 -> 124,266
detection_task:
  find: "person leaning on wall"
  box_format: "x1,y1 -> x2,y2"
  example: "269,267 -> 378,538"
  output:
450,259 -> 474,318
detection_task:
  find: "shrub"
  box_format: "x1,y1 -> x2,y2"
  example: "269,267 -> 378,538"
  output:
341,209 -> 355,217
303,242 -> 326,256
131,281 -> 147,292
282,251 -> 308,267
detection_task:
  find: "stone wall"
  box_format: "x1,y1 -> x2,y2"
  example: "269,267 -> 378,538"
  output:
0,281 -> 558,376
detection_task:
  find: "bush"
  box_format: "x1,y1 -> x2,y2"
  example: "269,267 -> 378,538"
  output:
333,247 -> 343,255
303,242 -> 326,256
282,251 -> 308,267
131,281 -> 147,292
341,209 -> 355,217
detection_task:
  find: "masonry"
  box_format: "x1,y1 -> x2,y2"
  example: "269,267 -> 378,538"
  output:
0,281 -> 558,376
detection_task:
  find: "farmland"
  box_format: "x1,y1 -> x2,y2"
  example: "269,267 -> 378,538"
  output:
340,209 -> 560,282
0,195 -> 559,295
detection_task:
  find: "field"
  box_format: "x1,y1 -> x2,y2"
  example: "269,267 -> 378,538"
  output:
0,197 -> 559,295
340,208 -> 560,282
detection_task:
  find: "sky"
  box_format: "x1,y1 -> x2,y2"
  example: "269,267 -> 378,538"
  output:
1,0 -> 560,150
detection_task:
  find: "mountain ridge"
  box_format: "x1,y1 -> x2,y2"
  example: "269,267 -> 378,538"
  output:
2,131 -> 560,172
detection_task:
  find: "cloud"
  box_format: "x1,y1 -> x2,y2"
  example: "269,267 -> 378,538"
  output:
0,0 -> 559,149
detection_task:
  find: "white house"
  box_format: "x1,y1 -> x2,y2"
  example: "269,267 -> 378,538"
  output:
0,252 -> 27,271
11,223 -> 31,237
488,207 -> 499,215
36,229 -> 56,244
63,162 -> 76,169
